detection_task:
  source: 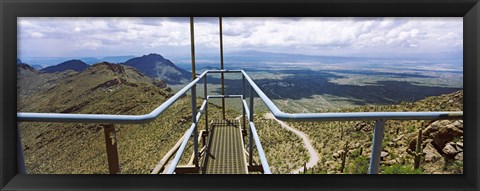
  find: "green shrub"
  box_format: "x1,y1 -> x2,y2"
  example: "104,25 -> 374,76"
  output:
347,156 -> 370,174
382,164 -> 423,174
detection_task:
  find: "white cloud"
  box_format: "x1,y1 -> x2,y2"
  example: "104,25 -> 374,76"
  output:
17,17 -> 462,58
30,32 -> 44,38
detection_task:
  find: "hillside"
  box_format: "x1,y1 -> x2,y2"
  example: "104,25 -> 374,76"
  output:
17,62 -> 222,174
41,59 -> 89,73
17,64 -> 77,98
283,90 -> 463,174
123,53 -> 191,85
17,62 -> 307,174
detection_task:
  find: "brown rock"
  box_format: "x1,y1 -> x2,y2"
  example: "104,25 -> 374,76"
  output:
423,142 -> 442,163
422,120 -> 463,149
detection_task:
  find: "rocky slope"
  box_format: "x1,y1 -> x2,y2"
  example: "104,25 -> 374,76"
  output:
17,63 -> 77,98
17,62 -> 232,174
286,90 -> 463,174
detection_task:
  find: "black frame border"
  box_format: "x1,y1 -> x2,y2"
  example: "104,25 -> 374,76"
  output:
1,0 -> 479,190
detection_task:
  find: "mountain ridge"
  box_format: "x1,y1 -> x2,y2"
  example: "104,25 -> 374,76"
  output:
41,59 -> 89,73
123,53 -> 191,85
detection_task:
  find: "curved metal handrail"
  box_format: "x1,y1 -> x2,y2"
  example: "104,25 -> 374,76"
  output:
17,69 -> 463,175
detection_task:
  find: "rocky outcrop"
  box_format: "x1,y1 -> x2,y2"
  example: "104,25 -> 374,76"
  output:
407,120 -> 463,173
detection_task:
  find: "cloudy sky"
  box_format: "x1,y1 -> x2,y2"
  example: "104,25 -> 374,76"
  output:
18,17 -> 463,59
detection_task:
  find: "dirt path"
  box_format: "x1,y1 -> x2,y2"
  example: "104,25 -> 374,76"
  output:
264,113 -> 320,174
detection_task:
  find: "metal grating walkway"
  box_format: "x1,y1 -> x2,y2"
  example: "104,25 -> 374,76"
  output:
203,119 -> 248,174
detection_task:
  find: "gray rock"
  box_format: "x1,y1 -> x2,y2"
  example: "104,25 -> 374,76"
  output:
442,144 -> 458,155
454,152 -> 463,161
453,120 -> 462,128
381,151 -> 389,158
456,142 -> 463,148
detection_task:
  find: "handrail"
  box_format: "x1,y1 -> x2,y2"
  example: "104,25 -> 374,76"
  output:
17,69 -> 463,175
17,71 -> 208,124
240,70 -> 463,122
16,69 -> 463,124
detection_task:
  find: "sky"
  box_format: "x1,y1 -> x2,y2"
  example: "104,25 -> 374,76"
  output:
18,17 -> 463,59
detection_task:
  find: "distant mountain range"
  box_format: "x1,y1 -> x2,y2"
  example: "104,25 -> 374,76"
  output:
19,55 -> 136,67
17,58 -> 43,70
20,53 -> 191,85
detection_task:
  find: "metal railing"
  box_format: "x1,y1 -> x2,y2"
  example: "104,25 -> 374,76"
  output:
17,69 -> 462,174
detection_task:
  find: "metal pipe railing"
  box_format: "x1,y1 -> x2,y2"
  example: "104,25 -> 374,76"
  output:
164,100 -> 207,174
239,70 -> 462,174
242,99 -> 271,174
240,70 -> 463,122
17,69 -> 463,174
17,71 -> 208,124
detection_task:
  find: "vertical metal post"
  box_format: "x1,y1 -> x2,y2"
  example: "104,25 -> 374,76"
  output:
369,119 -> 385,174
191,16 -> 199,169
219,17 -> 226,119
249,86 -> 254,165
242,75 -> 246,133
192,86 -> 199,168
103,124 -> 120,174
190,17 -> 196,80
17,126 -> 26,174
204,75 -> 208,133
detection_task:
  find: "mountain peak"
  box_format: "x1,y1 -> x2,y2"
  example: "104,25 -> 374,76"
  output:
41,59 -> 89,73
123,54 -> 191,84
144,53 -> 165,59
89,62 -> 125,74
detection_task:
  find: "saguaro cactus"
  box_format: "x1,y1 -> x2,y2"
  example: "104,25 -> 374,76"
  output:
340,140 -> 349,173
413,128 -> 423,169
407,123 -> 426,169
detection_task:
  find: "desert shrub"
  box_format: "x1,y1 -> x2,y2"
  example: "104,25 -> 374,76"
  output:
382,164 -> 423,174
347,156 -> 369,174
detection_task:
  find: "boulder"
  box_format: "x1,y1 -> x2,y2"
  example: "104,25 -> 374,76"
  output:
452,120 -> 463,129
354,121 -> 373,132
442,144 -> 459,156
423,120 -> 463,149
456,142 -> 463,148
454,152 -> 463,161
423,142 -> 442,163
